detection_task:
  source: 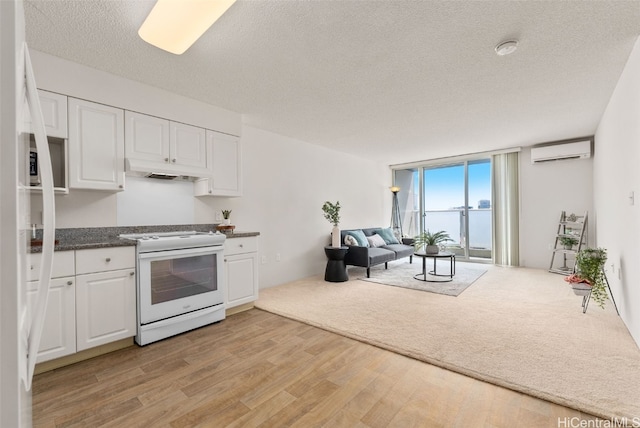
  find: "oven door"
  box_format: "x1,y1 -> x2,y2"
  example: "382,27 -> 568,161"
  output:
138,245 -> 224,325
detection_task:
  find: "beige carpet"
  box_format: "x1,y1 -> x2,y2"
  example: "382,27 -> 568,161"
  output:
255,264 -> 640,420
359,260 -> 487,296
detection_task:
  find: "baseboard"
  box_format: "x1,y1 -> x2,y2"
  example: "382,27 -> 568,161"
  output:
226,302 -> 255,316
34,338 -> 134,375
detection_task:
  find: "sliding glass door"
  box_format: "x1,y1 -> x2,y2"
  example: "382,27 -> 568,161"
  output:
394,158 -> 492,261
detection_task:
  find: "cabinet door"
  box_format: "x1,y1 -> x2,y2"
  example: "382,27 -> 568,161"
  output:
68,98 -> 125,191
225,253 -> 258,308
210,131 -> 242,196
76,269 -> 136,351
125,111 -> 170,164
24,89 -> 68,138
27,277 -> 76,363
170,122 -> 207,169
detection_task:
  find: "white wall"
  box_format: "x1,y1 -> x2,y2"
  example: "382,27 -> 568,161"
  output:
593,37 -> 640,347
519,148 -> 594,268
194,125 -> 390,288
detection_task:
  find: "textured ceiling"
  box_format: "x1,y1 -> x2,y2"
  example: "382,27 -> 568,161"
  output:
24,0 -> 640,165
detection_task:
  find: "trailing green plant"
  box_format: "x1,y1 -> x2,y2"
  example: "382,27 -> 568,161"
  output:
576,247 -> 608,309
321,201 -> 340,226
222,209 -> 232,219
559,236 -> 579,248
413,230 -> 452,250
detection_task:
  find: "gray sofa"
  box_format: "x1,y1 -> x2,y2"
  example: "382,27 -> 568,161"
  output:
340,228 -> 414,277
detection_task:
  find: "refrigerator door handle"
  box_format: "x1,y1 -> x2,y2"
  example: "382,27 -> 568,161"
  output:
23,45 -> 56,391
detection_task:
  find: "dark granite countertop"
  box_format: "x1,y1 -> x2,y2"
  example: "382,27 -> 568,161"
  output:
29,224 -> 260,253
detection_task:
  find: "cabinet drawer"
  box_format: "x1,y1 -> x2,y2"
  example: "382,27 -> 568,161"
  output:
75,247 -> 135,275
224,237 -> 257,256
28,250 -> 75,281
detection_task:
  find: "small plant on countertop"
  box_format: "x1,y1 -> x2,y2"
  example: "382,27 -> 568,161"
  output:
222,210 -> 232,220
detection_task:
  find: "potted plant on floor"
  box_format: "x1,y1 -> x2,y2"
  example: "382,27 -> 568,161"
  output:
565,247 -> 608,308
559,236 -> 579,250
413,230 -> 452,254
322,201 -> 341,248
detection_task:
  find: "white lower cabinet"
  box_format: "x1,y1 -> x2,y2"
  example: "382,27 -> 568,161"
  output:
224,237 -> 258,308
76,268 -> 136,351
31,246 -> 136,364
27,277 -> 76,363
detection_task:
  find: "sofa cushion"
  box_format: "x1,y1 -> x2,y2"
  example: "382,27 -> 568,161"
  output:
346,229 -> 369,247
382,243 -> 414,259
366,234 -> 386,248
367,247 -> 396,265
375,227 -> 399,245
344,234 -> 358,246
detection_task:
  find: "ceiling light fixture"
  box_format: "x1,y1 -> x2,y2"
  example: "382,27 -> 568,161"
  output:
495,40 -> 518,56
138,0 -> 237,55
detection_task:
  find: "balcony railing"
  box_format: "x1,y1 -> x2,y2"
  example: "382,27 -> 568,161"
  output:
401,209 -> 492,258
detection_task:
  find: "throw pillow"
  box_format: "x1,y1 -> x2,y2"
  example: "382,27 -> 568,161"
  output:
366,234 -> 386,248
375,227 -> 399,245
346,230 -> 369,247
344,234 -> 358,246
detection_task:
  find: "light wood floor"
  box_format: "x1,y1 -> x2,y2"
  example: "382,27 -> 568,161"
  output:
33,309 -> 598,427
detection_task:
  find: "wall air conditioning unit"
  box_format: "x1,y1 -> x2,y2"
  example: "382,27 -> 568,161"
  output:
530,139 -> 592,164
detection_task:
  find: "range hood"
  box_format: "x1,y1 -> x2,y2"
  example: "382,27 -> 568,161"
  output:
126,158 -> 210,181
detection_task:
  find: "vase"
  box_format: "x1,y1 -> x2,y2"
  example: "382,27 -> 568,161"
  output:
426,245 -> 439,254
224,218 -> 231,225
331,226 -> 341,248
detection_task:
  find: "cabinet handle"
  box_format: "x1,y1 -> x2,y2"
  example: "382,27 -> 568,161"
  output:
129,271 -> 135,276
30,265 -> 34,270
208,190 -> 212,194
224,259 -> 227,262
164,157 -> 169,162
67,280 -> 73,286
172,158 -> 176,163
106,257 -> 111,262
119,184 -> 123,189
239,244 -> 243,248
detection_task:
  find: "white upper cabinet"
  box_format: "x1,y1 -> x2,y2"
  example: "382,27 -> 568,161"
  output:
195,131 -> 242,197
170,122 -> 207,169
68,98 -> 125,191
124,111 -> 170,164
24,89 -> 68,138
125,111 -> 208,175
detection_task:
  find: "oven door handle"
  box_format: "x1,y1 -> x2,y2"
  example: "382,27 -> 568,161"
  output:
138,246 -> 224,260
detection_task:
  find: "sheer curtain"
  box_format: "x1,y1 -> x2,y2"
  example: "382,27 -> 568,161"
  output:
492,152 -> 519,266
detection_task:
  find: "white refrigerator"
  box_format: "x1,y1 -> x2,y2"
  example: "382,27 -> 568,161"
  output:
1,0 -> 56,426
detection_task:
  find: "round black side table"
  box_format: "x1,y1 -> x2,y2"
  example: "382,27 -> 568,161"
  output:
324,246 -> 349,282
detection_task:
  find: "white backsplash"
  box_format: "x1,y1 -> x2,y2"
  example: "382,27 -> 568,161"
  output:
116,175 -> 194,226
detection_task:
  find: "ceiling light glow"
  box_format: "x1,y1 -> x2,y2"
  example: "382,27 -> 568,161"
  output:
139,0 -> 237,55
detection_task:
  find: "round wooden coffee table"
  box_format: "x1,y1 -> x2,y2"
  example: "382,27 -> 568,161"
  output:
413,251 -> 455,282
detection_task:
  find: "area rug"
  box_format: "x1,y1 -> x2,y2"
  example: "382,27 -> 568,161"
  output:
358,260 -> 487,296
255,265 -> 640,421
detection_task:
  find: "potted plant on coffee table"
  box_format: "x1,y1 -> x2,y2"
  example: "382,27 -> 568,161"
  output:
413,230 -> 452,254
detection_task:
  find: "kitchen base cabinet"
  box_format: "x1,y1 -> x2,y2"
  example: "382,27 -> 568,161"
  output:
32,246 -> 136,371
27,277 -> 76,363
76,269 -> 136,351
224,237 -> 258,309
